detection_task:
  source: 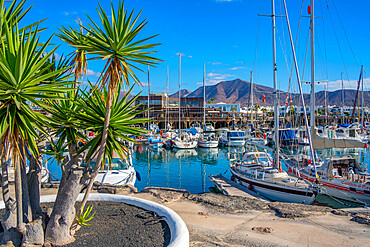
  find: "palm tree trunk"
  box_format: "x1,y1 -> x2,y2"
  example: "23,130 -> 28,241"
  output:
77,61 -> 120,216
26,147 -> 43,217
77,81 -> 114,216
14,154 -> 25,234
1,147 -> 15,211
44,149 -> 86,245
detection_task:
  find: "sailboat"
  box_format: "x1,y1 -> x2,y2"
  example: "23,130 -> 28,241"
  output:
198,63 -> 219,148
146,65 -> 164,150
281,0 -> 370,206
245,71 -> 268,146
170,54 -> 197,149
230,0 -> 317,205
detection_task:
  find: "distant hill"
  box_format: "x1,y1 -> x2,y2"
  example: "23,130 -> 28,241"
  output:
171,78 -> 370,107
170,89 -> 192,98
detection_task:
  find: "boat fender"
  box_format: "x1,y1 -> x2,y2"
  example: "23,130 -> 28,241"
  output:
231,175 -> 235,182
248,184 -> 254,191
136,171 -> 141,181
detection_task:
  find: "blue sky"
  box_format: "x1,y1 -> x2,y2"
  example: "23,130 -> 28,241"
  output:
13,0 -> 370,95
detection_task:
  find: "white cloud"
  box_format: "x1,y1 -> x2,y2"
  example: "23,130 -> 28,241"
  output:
86,69 -> 101,77
175,52 -> 186,56
211,62 -> 222,65
188,55 -> 193,58
229,66 -> 245,70
206,72 -> 234,85
326,77 -> 370,91
63,12 -> 77,16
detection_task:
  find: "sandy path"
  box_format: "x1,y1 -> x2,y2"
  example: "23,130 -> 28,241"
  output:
1,185 -> 369,247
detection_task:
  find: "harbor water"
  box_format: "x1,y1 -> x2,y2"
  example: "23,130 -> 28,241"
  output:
47,144 -> 370,208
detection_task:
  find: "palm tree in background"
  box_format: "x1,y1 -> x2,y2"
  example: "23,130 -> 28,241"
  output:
71,1 -> 161,215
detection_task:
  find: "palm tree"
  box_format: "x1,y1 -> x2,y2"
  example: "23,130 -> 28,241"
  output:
57,18 -> 88,85
0,20 -> 72,235
69,1 -> 161,219
211,98 -> 215,103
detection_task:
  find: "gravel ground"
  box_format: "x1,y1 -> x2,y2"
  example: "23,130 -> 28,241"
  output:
1,202 -> 171,247
64,202 -> 171,247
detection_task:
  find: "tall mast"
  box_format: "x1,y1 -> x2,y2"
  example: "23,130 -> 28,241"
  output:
310,0 -> 315,129
341,73 -> 344,123
178,54 -> 181,130
361,65 -> 364,131
272,0 -> 279,169
147,65 -> 150,131
325,82 -> 328,125
250,71 -> 254,128
282,0 -> 318,178
203,63 -> 206,130
165,64 -> 169,130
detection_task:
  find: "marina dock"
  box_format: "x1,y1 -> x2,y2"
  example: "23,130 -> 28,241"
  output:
209,174 -> 270,202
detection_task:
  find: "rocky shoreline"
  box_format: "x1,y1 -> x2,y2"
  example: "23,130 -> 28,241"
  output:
6,182 -> 370,246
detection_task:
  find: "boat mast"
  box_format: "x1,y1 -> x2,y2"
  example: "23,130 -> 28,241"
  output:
203,62 -> 206,130
361,65 -> 364,131
272,0 -> 279,169
250,71 -> 254,129
178,54 -> 181,130
282,0 -> 318,176
148,65 -> 150,131
325,82 -> 328,126
165,64 -> 169,130
310,0 -> 315,129
341,73 -> 344,123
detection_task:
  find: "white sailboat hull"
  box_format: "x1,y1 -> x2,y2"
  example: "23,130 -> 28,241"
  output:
94,167 -> 136,186
171,139 -> 197,149
231,169 -> 316,205
198,140 -> 219,148
296,173 -> 370,205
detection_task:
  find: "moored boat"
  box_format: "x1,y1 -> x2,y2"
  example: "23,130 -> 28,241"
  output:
230,151 -> 317,204
198,131 -> 219,148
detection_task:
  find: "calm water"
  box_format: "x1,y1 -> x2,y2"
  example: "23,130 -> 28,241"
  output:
47,144 -> 370,207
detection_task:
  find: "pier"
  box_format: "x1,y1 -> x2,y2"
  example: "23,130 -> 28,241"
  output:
209,174 -> 270,202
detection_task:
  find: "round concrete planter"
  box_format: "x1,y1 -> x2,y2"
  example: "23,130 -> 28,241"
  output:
0,193 -> 189,247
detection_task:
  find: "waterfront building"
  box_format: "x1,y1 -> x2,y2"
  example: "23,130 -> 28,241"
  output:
134,95 -> 250,129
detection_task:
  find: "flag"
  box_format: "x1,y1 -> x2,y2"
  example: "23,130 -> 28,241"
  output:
285,94 -> 289,112
262,94 -> 266,102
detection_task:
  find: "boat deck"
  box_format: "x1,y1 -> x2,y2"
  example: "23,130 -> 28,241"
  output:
264,176 -> 314,190
209,174 -> 270,202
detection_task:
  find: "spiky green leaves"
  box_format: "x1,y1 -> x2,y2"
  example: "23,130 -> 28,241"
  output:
73,1 -> 162,91
0,21 -> 73,158
75,84 -> 148,166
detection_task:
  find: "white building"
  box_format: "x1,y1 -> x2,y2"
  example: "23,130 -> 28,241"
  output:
207,102 -> 240,113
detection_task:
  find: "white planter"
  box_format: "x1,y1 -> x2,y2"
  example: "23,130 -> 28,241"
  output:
0,193 -> 189,247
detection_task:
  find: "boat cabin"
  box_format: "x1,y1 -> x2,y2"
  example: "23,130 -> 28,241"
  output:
241,152 -> 273,167
324,156 -> 364,181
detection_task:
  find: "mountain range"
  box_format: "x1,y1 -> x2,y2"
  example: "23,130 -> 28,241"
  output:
170,78 -> 370,107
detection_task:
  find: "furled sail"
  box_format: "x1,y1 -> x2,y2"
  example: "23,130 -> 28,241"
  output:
311,127 -> 368,149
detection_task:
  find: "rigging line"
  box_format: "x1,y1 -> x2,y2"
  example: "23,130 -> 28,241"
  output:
319,0 -> 329,81
288,0 -> 305,83
325,0 -> 351,86
277,30 -> 292,89
328,0 -> 359,69
253,0 -> 264,73
301,29 -> 310,88
278,0 -> 290,78
314,31 -> 328,83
